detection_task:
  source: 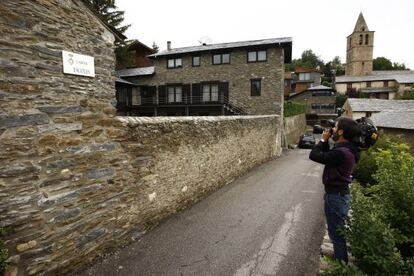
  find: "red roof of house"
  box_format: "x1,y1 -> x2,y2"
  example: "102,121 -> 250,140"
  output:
295,66 -> 320,73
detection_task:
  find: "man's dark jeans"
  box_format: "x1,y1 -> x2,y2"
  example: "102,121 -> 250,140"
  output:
324,192 -> 351,263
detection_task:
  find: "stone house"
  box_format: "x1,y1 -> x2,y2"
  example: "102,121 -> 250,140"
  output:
288,85 -> 336,125
335,12 -> 414,99
116,38 -> 292,116
342,98 -> 414,120
370,111 -> 414,152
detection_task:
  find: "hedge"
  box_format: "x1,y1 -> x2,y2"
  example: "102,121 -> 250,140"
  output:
284,101 -> 305,117
324,137 -> 414,275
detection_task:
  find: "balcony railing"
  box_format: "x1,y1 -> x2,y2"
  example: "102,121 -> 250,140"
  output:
116,92 -> 248,115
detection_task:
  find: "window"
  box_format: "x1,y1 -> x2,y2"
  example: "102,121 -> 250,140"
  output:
212,53 -> 230,65
167,58 -> 183,69
202,83 -> 219,102
347,83 -> 352,89
284,80 -> 288,87
365,34 -> 369,45
167,85 -> 182,103
311,103 -> 320,109
359,34 -> 363,45
251,79 -> 261,96
299,73 -> 311,81
384,80 -> 389,87
192,56 -> 200,67
247,50 -> 267,62
366,81 -> 371,88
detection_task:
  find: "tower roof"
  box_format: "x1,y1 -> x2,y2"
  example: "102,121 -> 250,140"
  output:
353,12 -> 369,32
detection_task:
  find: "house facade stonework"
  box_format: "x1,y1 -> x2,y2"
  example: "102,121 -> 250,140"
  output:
118,39 -> 292,116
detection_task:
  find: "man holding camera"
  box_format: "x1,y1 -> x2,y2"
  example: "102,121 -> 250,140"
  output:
309,117 -> 361,263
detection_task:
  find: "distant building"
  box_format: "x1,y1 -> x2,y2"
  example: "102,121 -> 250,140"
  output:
342,98 -> 414,119
284,72 -> 292,97
291,67 -> 321,94
370,111 -> 414,152
127,40 -> 155,68
336,12 -> 414,99
116,38 -> 292,116
289,85 -> 336,125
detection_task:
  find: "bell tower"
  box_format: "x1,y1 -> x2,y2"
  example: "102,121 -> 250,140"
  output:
345,13 -> 375,76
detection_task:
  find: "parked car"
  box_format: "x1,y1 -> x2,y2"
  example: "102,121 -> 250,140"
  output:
298,131 -> 316,149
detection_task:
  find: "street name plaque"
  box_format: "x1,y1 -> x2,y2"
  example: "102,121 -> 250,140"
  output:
62,50 -> 95,77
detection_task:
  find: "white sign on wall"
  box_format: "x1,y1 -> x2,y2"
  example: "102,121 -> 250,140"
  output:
62,50 -> 95,77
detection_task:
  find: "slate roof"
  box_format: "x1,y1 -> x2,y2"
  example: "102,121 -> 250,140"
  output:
336,70 -> 414,84
116,67 -> 155,77
371,111 -> 414,130
147,37 -> 292,62
347,98 -> 414,112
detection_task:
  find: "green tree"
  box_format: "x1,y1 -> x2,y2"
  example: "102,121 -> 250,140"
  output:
114,40 -> 135,69
286,49 -> 324,72
86,0 -> 130,34
373,57 -> 409,71
373,57 -> 393,70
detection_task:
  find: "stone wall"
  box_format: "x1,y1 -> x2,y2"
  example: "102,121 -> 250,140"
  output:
127,47 -> 285,116
1,112 -> 281,275
284,113 -> 307,146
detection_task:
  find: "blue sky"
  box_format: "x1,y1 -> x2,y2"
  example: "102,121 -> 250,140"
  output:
117,0 -> 414,68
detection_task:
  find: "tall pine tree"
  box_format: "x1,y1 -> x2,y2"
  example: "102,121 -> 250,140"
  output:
86,0 -> 130,34
86,0 -> 134,68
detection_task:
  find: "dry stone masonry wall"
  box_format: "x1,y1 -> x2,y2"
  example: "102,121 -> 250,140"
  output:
284,114 -> 307,146
0,1 -> 282,274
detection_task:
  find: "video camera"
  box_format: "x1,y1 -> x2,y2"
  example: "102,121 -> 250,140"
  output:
313,117 -> 379,149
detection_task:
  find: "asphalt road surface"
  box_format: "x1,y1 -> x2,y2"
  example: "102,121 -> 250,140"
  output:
81,149 -> 325,276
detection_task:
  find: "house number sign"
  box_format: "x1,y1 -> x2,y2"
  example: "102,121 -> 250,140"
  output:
62,50 -> 95,77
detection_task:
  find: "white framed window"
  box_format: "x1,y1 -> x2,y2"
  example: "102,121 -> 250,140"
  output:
167,85 -> 183,103
167,58 -> 183,69
212,53 -> 231,65
248,50 -> 267,62
202,83 -> 220,102
299,73 -> 311,81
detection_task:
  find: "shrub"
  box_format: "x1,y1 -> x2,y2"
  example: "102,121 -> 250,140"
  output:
335,94 -> 347,109
347,183 -> 406,275
321,258 -> 364,276
0,228 -> 8,273
373,144 -> 414,259
399,89 -> 414,100
353,134 -> 409,186
325,139 -> 414,275
284,101 -> 305,117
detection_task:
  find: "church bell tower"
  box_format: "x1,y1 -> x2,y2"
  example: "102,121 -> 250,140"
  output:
345,13 -> 375,76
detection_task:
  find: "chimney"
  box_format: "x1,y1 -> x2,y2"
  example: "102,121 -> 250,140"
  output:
167,41 -> 171,51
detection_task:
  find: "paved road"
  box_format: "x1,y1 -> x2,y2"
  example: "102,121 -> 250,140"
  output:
82,149 -> 325,276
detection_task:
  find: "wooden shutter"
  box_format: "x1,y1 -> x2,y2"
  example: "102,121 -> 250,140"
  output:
220,82 -> 229,103
127,87 -> 132,107
192,83 -> 201,104
158,85 -> 166,104
183,84 -> 191,104
148,86 -> 156,104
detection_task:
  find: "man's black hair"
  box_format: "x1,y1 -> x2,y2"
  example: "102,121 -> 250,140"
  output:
336,117 -> 361,142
